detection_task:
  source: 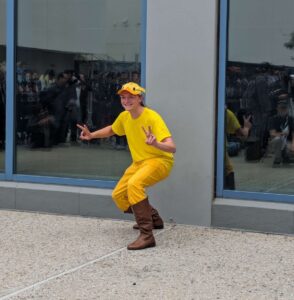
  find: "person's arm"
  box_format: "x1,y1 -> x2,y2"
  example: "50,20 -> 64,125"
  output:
155,137 -> 176,153
142,126 -> 176,153
270,129 -> 283,138
77,124 -> 114,140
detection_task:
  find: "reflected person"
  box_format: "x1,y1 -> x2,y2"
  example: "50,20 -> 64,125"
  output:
269,94 -> 294,167
225,109 -> 252,189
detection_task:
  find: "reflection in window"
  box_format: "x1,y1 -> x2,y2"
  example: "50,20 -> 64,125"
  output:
16,0 -> 142,180
0,0 -> 6,171
225,0 -> 294,194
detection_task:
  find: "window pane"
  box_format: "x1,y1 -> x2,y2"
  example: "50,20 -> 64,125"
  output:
0,0 -> 6,172
224,0 -> 294,194
16,0 -> 142,180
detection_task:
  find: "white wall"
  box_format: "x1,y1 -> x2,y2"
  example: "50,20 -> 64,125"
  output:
146,0 -> 218,226
17,0 -> 141,62
229,0 -> 294,66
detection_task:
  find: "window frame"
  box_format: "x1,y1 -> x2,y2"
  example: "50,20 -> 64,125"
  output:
4,0 -> 147,189
216,0 -> 294,203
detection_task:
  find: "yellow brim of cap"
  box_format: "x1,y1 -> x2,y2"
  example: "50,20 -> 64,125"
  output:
117,88 -> 140,95
117,86 -> 146,95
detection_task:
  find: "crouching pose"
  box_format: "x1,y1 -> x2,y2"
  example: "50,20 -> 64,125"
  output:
77,82 -> 176,250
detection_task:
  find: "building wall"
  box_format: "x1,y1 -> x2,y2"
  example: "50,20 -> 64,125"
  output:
0,0 -> 218,227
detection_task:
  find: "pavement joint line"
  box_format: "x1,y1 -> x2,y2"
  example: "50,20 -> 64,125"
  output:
0,224 -> 175,300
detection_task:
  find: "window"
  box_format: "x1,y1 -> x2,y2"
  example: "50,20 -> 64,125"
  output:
223,0 -> 294,195
16,0 -> 142,180
0,0 -> 6,172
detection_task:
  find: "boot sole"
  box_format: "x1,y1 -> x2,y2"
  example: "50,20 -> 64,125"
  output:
133,225 -> 164,230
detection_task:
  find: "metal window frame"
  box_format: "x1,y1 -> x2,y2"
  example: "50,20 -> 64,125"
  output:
216,0 -> 294,204
5,0 -> 15,180
4,0 -> 147,189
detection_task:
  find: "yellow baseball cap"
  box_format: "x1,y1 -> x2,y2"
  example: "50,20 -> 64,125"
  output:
117,82 -> 146,95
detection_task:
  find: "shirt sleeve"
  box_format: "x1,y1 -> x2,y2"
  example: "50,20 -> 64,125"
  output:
152,114 -> 172,142
226,109 -> 241,134
112,113 -> 126,136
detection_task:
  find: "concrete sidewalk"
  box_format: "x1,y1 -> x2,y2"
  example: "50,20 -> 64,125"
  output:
1,210 -> 294,300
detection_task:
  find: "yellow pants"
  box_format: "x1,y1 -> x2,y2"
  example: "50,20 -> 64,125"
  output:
225,151 -> 234,176
112,157 -> 174,212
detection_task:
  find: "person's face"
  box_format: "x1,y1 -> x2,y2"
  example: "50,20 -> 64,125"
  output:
64,73 -> 71,80
79,74 -> 85,82
32,73 -> 38,80
132,73 -> 139,83
120,91 -> 142,112
25,73 -> 31,81
120,72 -> 129,83
63,73 -> 70,82
58,76 -> 67,86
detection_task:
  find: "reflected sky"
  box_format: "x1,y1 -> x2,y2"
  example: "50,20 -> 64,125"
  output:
229,0 -> 294,67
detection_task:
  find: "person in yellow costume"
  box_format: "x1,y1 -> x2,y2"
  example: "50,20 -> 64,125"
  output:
225,109 -> 251,189
77,82 -> 176,250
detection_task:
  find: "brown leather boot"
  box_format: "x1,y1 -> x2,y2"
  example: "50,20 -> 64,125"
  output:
133,206 -> 164,230
127,198 -> 156,250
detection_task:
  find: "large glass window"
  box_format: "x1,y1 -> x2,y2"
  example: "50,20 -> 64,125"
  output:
224,0 -> 294,194
0,0 -> 6,172
16,0 -> 142,180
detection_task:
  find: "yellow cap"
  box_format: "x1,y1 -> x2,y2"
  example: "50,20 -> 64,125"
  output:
117,82 -> 146,95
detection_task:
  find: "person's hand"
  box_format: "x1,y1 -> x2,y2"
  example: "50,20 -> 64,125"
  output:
142,126 -> 157,146
243,115 -> 252,130
77,124 -> 92,141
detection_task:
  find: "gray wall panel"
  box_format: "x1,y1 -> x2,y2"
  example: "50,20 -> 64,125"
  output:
79,194 -> 132,221
146,0 -> 218,226
0,187 -> 16,209
15,189 -> 80,215
212,199 -> 294,234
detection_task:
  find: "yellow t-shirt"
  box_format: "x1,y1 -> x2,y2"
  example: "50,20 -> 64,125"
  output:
112,107 -> 174,162
226,109 -> 241,135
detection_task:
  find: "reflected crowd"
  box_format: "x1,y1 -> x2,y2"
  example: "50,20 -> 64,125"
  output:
9,64 -> 140,150
225,63 -> 294,189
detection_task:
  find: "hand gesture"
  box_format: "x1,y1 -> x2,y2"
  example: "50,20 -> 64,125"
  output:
243,115 -> 252,130
142,126 -> 157,146
77,124 -> 92,141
